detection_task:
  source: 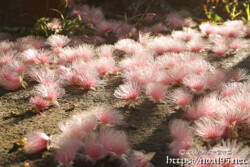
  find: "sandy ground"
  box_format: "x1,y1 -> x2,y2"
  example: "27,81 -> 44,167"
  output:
0,39 -> 250,167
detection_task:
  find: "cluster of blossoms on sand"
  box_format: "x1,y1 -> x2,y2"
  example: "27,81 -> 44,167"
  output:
1,18 -> 250,166
23,106 -> 154,167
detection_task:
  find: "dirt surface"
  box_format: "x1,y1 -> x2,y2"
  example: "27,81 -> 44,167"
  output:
0,40 -> 250,167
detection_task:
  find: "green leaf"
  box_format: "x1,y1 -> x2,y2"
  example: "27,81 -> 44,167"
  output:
214,14 -> 223,22
225,4 -> 230,13
246,4 -> 250,21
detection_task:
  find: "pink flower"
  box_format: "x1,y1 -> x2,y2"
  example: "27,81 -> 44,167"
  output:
0,41 -> 14,54
47,18 -> 62,30
77,44 -> 95,62
114,82 -> 141,100
219,82 -> 240,97
22,48 -> 38,64
205,69 -> 227,89
167,12 -> 184,28
59,113 -> 97,139
199,23 -> 217,35
194,117 -> 224,140
92,57 -> 116,76
30,96 -> 51,110
124,66 -> 156,85
47,35 -> 70,48
218,107 -> 249,137
169,119 -> 193,143
127,151 -> 154,167
186,94 -> 222,120
138,32 -> 151,47
155,71 -> 172,85
210,139 -> 250,166
228,68 -> 249,82
148,36 -> 172,55
115,39 -> 143,55
55,139 -> 82,166
96,44 -> 115,58
8,60 -> 26,74
229,39 -> 246,50
189,59 -> 213,74
96,20 -> 119,33
18,36 -> 45,49
100,127 -> 129,156
24,131 -> 49,154
168,88 -> 193,107
172,27 -> 200,42
36,49 -> 51,64
96,106 -> 124,125
84,133 -> 107,161
0,68 -> 21,90
28,67 -> 59,85
155,53 -> 181,70
212,44 -> 228,57
145,83 -> 167,102
169,64 -> 191,84
35,84 -> 64,102
187,38 -> 206,52
184,74 -> 207,92
0,51 -> 16,65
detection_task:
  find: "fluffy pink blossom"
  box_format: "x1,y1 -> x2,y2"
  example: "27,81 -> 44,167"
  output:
218,107 -> 249,137
22,48 -> 39,63
155,71 -> 172,85
184,74 -> 207,92
57,47 -> 79,64
205,69 -> 227,89
119,55 -> 154,71
194,117 -> 224,140
100,127 -> 129,156
47,34 -> 70,48
96,44 -> 115,58
30,96 -> 51,110
219,82 -> 240,97
145,83 -> 167,102
186,94 -> 222,120
210,139 -> 250,166
0,68 -> 21,90
168,88 -> 193,107
35,84 -> 65,102
77,44 -> 95,62
28,67 -> 59,85
169,119 -> 193,143
92,57 -> 116,76
24,131 -> 49,153
0,51 -> 16,65
96,20 -> 119,33
169,64 -> 191,84
187,38 -> 206,52
190,60 -> 213,74
148,36 -> 172,55
124,66 -> 156,85
36,49 -> 51,64
199,23 -> 217,35
230,93 -> 250,112
138,32 -> 151,47
47,18 -> 62,30
96,106 -> 124,125
59,113 -> 97,139
84,133 -> 107,161
114,82 -> 141,100
167,12 -> 184,27
127,151 -> 154,167
155,53 -> 181,70
55,139 -> 82,166
212,44 -> 228,57
172,28 -> 200,42
228,68 -> 249,82
115,39 -> 143,55
8,60 -> 26,74
229,39 -> 246,50
18,36 -> 45,49
0,41 -> 15,53
168,40 -> 186,53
